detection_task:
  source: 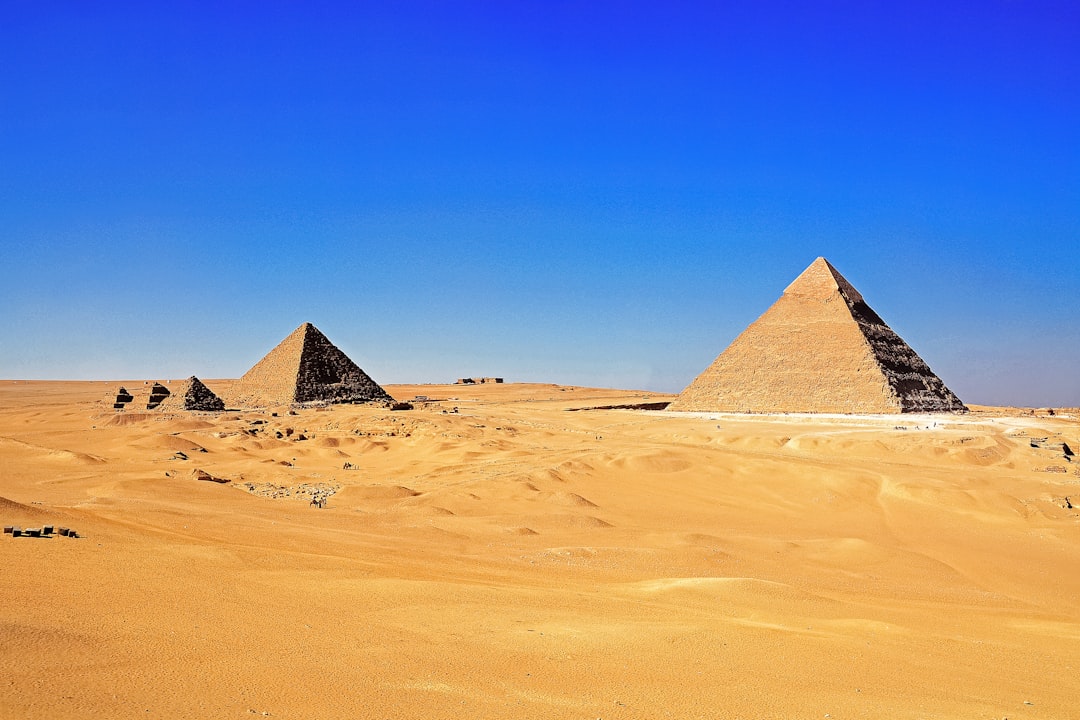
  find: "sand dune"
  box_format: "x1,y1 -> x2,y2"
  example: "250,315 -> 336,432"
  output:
1,380 -> 1079,718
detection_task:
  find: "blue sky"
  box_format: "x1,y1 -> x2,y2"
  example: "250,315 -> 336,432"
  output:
1,1 -> 1077,406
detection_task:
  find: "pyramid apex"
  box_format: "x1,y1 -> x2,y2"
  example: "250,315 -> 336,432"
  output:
285,322 -> 321,341
783,257 -> 864,304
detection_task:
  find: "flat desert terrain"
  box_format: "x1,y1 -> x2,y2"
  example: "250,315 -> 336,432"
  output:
2,380 -> 1079,719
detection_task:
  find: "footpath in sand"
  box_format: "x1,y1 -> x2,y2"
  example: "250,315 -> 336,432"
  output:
1,380 -> 1078,719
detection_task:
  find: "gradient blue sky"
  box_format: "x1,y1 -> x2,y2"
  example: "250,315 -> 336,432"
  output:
1,1 -> 1077,406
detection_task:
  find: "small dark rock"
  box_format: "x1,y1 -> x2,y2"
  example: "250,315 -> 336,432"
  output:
192,469 -> 229,484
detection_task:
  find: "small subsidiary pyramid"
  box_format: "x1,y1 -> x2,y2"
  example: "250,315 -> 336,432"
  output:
231,323 -> 393,407
668,258 -> 966,414
154,376 -> 226,412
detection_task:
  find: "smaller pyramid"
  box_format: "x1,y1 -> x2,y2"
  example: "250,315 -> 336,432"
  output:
112,386 -> 134,409
669,258 -> 966,414
154,377 -> 226,412
231,323 -> 393,407
146,383 -> 171,409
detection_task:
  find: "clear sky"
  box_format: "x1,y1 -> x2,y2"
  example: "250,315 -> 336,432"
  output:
1,1 -> 1077,407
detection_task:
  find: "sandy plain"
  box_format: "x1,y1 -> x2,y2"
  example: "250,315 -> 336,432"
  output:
1,380 -> 1078,719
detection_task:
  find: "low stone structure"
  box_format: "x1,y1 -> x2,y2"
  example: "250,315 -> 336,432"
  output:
5,524 -> 79,538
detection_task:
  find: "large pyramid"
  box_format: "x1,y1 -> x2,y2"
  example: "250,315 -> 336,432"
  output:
231,323 -> 393,407
669,258 -> 966,414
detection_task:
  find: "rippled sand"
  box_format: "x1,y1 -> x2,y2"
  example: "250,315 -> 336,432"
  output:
2,380 -> 1078,718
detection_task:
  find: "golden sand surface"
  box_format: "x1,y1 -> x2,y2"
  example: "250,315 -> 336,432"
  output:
2,380 -> 1078,719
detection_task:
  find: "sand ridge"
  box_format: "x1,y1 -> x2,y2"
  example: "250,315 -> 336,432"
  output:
1,380 -> 1079,718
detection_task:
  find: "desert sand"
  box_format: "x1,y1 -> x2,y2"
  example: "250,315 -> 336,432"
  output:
2,380 -> 1079,719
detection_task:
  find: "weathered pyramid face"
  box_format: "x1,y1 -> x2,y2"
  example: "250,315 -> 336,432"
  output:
668,258 -> 966,414
231,323 -> 393,408
154,376 -> 225,412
